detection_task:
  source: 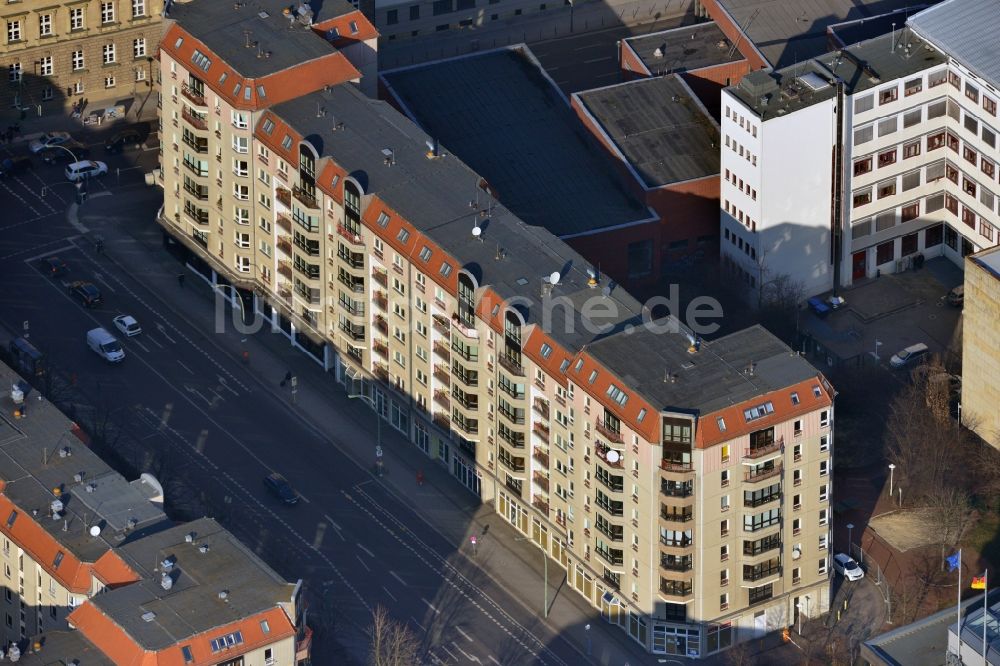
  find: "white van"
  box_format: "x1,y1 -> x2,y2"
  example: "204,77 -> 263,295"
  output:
65,160 -> 107,182
87,327 -> 125,363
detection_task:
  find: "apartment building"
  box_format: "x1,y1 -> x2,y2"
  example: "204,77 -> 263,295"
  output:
156,2 -> 835,656
961,245 -> 1000,451
720,0 -> 1000,300
0,361 -> 307,663
0,0 -> 165,120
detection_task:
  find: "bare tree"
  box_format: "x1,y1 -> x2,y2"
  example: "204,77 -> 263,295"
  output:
926,486 -> 971,570
368,605 -> 422,666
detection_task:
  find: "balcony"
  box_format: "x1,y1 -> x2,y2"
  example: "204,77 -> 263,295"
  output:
337,223 -> 364,246
658,581 -> 694,601
338,322 -> 365,341
181,83 -> 206,107
369,291 -> 387,312
498,353 -> 525,377
295,626 -> 313,663
744,437 -> 784,461
432,314 -> 450,337
183,205 -> 209,226
498,428 -> 525,449
372,339 -> 388,358
276,236 -> 292,255
660,555 -> 693,573
181,106 -> 207,131
499,454 -> 525,474
433,390 -> 450,411
451,313 -> 478,338
661,480 -> 694,499
181,133 -> 208,153
505,477 -> 524,495
337,272 -> 364,294
278,261 -> 293,280
660,507 -> 693,523
433,411 -> 450,431
532,422 -> 549,443
433,341 -> 451,362
595,441 -> 623,469
743,535 -> 781,559
276,187 -> 291,208
595,546 -> 624,567
532,472 -> 549,493
532,447 -> 549,467
595,419 -> 624,444
451,389 -> 478,412
276,214 -> 292,233
498,405 -> 524,426
595,497 -> 624,518
373,363 -> 389,382
433,365 -> 450,386
533,398 -> 550,421
372,268 -> 388,288
659,535 -> 693,551
182,158 -> 207,178
660,460 -> 695,479
292,186 -> 318,209
373,314 -> 388,335
745,491 -> 781,508
743,562 -> 781,584
338,248 -> 364,270
744,464 -> 783,484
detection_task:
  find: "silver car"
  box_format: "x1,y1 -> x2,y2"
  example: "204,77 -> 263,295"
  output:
833,553 -> 864,581
28,131 -> 71,154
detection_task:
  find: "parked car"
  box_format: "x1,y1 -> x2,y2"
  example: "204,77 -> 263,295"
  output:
833,553 -> 865,581
105,128 -> 147,153
263,473 -> 299,505
890,342 -> 929,368
38,257 -> 68,278
112,314 -> 142,337
0,156 -> 32,177
65,160 -> 108,182
28,131 -> 71,154
40,140 -> 90,164
68,281 -> 102,308
947,285 -> 964,308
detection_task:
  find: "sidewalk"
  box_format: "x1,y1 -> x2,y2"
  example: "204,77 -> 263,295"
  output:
5,92 -> 158,148
78,197 -> 658,664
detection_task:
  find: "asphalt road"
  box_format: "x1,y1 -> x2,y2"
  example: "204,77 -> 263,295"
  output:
0,135 -> 592,664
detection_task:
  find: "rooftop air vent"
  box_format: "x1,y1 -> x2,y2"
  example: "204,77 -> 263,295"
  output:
653,46 -> 663,58
160,557 -> 175,571
185,532 -> 196,544
199,544 -> 210,553
381,148 -> 395,166
257,10 -> 269,18
218,590 -> 229,600
126,517 -> 138,530
85,483 -> 96,493
73,473 -> 83,483
142,611 -> 157,622
160,573 -> 173,591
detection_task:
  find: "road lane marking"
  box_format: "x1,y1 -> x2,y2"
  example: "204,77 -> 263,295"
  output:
312,522 -> 327,549
146,334 -> 164,348
453,643 -> 481,663
355,554 -> 371,571
154,322 -> 177,344
410,616 -> 425,633
422,598 -> 441,615
357,543 -> 375,558
382,585 -> 397,602
176,361 -> 194,374
573,42 -> 605,50
217,376 -> 239,396
6,238 -> 80,262
456,626 -> 474,642
90,272 -> 116,293
584,55 -> 614,64
439,645 -> 458,662
183,384 -> 213,407
130,338 -> 150,353
488,657 -> 501,665
22,245 -> 78,264
323,514 -> 346,541
390,570 -> 408,586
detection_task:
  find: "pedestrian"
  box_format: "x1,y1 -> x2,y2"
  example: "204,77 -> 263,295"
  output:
280,370 -> 292,387
177,273 -> 185,288
416,470 -> 424,486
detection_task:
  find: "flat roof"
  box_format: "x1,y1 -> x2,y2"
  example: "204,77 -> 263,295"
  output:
0,368 -> 166,565
575,75 -> 720,188
623,22 -> 743,76
828,6 -> 929,49
711,0 -> 936,68
167,0 -> 355,79
380,47 -> 651,238
971,245 -> 1000,279
909,0 -> 1000,92
93,518 -> 294,650
727,28 -> 946,119
17,630 -> 114,665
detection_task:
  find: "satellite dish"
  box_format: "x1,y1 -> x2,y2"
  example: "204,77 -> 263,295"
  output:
606,450 -> 621,463
792,547 -> 801,560
549,271 -> 560,285
89,525 -> 101,537
472,226 -> 482,238
601,285 -> 611,297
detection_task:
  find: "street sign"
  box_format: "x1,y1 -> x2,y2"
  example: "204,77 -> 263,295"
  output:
375,446 -> 383,458
290,376 -> 298,388
22,321 -> 28,331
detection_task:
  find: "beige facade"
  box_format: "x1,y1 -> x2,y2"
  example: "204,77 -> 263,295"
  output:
0,0 -> 164,119
961,247 -> 1000,449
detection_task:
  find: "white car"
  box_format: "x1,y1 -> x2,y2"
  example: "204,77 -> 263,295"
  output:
113,315 -> 142,337
65,160 -> 108,182
28,131 -> 72,154
832,553 -> 865,581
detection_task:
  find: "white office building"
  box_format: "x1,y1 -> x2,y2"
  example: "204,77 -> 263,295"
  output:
719,0 -> 1000,300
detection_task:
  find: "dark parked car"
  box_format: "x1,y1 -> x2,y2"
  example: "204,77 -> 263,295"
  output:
947,285 -> 964,308
263,473 -> 299,505
68,281 -> 102,308
0,156 -> 32,177
105,128 -> 147,154
38,257 -> 68,278
40,140 -> 89,164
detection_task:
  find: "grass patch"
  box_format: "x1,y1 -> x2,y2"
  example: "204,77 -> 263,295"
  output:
963,511 -> 1000,566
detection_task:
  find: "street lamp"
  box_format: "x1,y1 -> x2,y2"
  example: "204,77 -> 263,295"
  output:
873,338 -> 883,361
584,623 -> 592,656
888,463 -> 896,497
348,387 -> 383,476
567,0 -> 574,33
847,522 -> 855,556
516,536 -> 549,618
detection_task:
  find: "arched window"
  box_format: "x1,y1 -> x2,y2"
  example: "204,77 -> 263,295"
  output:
343,181 -> 361,236
457,273 -> 476,328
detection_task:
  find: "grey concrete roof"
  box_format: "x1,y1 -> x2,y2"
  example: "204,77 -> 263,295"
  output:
828,6 -> 928,49
93,518 -> 294,651
909,0 -> 1000,92
17,630 -> 115,665
622,22 -> 743,76
712,0 -> 936,68
586,324 -> 818,414
379,47 -> 651,238
167,0 -> 355,79
728,28 -> 946,119
575,75 -> 720,188
971,245 -> 1000,279
0,369 -> 167,565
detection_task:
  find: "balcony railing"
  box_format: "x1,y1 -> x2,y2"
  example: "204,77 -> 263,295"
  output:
373,363 -> 389,382
337,273 -> 364,293
278,261 -> 293,279
498,354 -> 525,377
433,365 -> 450,386
292,186 -> 318,209
743,536 -> 781,557
276,214 -> 292,233
532,472 -> 549,493
659,581 -> 693,598
596,497 -> 624,517
595,419 -> 624,444
532,422 -> 549,443
595,547 -> 624,567
433,341 -> 451,361
533,398 -> 550,420
451,313 -> 478,338
372,340 -> 388,357
372,268 -> 388,288
659,535 -> 693,549
433,412 -> 450,431
182,158 -> 207,178
432,314 -> 450,336
276,187 -> 291,208
745,491 -> 781,508
532,447 -> 549,467
660,460 -> 694,474
181,83 -> 206,106
660,556 -> 693,572
499,455 -> 525,473
505,477 -> 524,495
498,428 -> 525,449
661,480 -> 694,498
744,464 -> 783,483
337,223 -> 364,245
373,315 -> 388,334
595,441 -> 623,469
338,322 -> 365,341
433,390 -> 450,411
744,437 -> 784,460
660,508 -> 693,523
181,106 -> 207,131
743,563 -> 781,582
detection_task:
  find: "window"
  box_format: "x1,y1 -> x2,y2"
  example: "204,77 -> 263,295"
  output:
902,169 -> 921,191
903,141 -> 920,159
396,228 -> 410,243
949,70 -> 961,89
966,82 -> 980,103
281,135 -> 293,150
743,401 -> 774,422
819,460 -> 829,477
7,62 -> 20,83
853,157 -> 872,176
819,508 -> 829,525
419,245 -> 432,262
103,43 -> 116,64
70,7 -> 85,30
965,115 -> 978,135
964,178 -> 977,197
133,37 -> 146,57
852,188 -> 872,208
262,118 -> 275,135
721,470 -> 729,487
39,14 -> 52,36
104,75 -> 115,88
928,131 -> 945,150
879,87 -> 898,105
819,484 -> 829,503
181,646 -> 194,663
7,19 -> 21,42
852,218 -> 871,238
101,1 -> 115,23
901,202 -> 919,222
928,69 -> 947,88
985,97 -> 998,116
717,417 -> 726,432
903,109 -> 922,128
232,136 -> 249,154
386,8 -> 398,23
877,117 -> 897,137
71,50 -> 84,71
878,149 -> 897,168
904,77 -> 922,96
985,127 -> 997,148
410,5 -> 420,19
440,262 -> 452,277
133,0 -> 146,17
965,146 -> 978,166
820,410 -> 829,427
877,179 -> 896,199
853,94 -> 874,114
720,519 -> 729,537
819,557 -> 828,575
606,384 -> 628,406
982,158 -> 995,180
721,495 -> 730,512
853,125 -> 873,145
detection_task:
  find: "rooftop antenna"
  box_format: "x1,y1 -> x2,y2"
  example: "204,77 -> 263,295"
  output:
316,104 -> 325,118
243,29 -> 253,49
381,148 -> 395,166
891,23 -> 896,53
